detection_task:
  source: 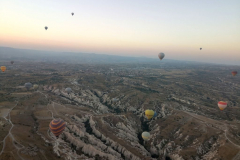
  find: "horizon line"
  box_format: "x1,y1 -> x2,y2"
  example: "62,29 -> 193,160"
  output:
0,45 -> 239,67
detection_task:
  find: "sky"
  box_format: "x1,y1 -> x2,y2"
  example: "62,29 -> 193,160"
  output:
1,0 -> 240,65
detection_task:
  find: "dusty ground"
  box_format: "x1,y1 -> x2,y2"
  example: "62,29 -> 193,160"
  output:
0,61 -> 239,159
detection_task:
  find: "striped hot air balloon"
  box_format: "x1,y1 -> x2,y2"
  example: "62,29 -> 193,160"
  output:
142,131 -> 150,141
218,101 -> 227,111
231,71 -> 237,76
145,109 -> 154,120
1,66 -> 6,72
49,119 -> 66,137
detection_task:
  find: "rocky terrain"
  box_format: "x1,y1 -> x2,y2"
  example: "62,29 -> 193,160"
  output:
0,60 -> 239,160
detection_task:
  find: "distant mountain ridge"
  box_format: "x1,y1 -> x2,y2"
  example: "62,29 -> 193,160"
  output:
0,46 -> 163,64
1,46 -> 232,66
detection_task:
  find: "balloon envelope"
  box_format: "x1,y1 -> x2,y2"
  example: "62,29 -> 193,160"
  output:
145,109 -> 154,120
49,119 -> 66,137
33,84 -> 39,89
200,48 -> 202,50
142,131 -> 150,140
45,26 -> 48,30
153,112 -> 157,118
71,13 -> 74,16
158,52 -> 165,60
112,98 -> 118,102
218,101 -> 227,111
231,71 -> 237,76
65,87 -> 72,94
24,83 -> 32,90
1,66 -> 6,72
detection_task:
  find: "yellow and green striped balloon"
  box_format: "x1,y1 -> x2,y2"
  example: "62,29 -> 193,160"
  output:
142,131 -> 150,141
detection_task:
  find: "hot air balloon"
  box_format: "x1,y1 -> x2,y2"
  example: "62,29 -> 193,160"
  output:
153,112 -> 157,118
112,98 -> 118,102
200,48 -> 202,50
24,82 -> 32,90
49,119 -> 66,137
218,101 -> 227,111
142,131 -> 150,141
1,66 -> 6,72
45,26 -> 48,30
33,84 -> 39,90
71,12 -> 74,16
65,87 -> 72,94
10,61 -> 14,64
145,109 -> 154,120
231,71 -> 237,76
158,52 -> 165,60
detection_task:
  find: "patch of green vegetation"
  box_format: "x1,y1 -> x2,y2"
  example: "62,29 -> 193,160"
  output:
133,87 -> 159,94
45,69 -> 57,72
50,76 -> 63,82
38,79 -> 49,85
146,77 -> 158,81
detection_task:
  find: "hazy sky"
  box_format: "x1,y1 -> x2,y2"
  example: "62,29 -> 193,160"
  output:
1,0 -> 240,65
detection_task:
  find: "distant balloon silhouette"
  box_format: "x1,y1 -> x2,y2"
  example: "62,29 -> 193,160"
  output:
231,71 -> 237,76
45,26 -> 48,30
112,98 -> 118,102
10,61 -> 14,64
65,87 -> 72,94
1,66 -> 6,72
200,48 -> 202,50
33,84 -> 39,90
158,52 -> 165,60
24,82 -> 32,90
153,112 -> 157,118
71,12 -> 74,16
